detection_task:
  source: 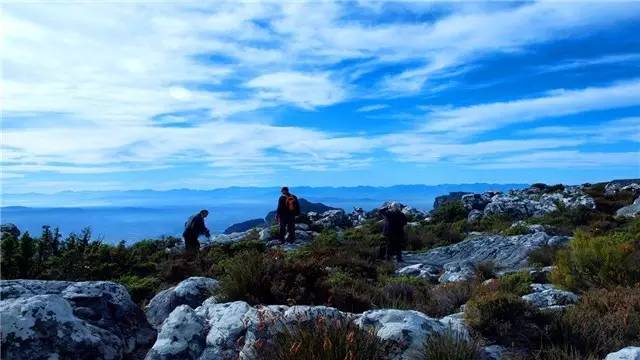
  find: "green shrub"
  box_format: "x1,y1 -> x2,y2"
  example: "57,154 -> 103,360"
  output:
422,330 -> 480,360
474,261 -> 496,281
531,183 -> 565,194
583,184 -> 636,214
499,272 -> 534,296
465,291 -> 540,345
551,220 -> 640,290
432,201 -> 468,223
502,224 -> 530,236
256,316 -> 386,360
528,246 -> 556,267
473,214 -> 516,233
424,280 -> 476,317
117,275 -> 161,305
513,345 -> 599,360
528,203 -> 599,235
218,249 -> 275,304
560,286 -> 640,356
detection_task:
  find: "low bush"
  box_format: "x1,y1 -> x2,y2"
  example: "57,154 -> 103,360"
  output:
551,219 -> 640,290
474,261 -> 496,281
422,330 -> 481,360
472,214 -> 516,234
502,224 -> 530,236
425,280 -> 476,317
465,291 -> 541,346
528,204 -> 599,235
510,345 -> 599,360
117,275 -> 161,305
406,221 -> 466,251
560,286 -> 640,356
499,272 -> 534,296
528,246 -> 556,267
583,184 -> 636,214
256,316 -> 387,360
531,183 -> 565,194
431,201 -> 468,223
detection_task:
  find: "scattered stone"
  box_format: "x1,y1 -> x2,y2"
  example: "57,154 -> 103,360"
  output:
0,223 -> 20,238
145,277 -> 219,329
616,196 -> 640,218
1,280 -> 155,360
605,347 -> 640,360
467,209 -> 483,223
522,283 -> 578,310
146,300 -> 469,360
399,232 -> 568,283
308,209 -> 351,229
433,192 -> 471,210
461,193 -> 493,211
355,309 -> 453,359
396,263 -> 440,282
144,305 -> 206,360
481,344 -> 507,360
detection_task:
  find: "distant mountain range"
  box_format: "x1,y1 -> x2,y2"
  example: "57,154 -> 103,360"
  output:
1,184 -> 528,209
1,184 -> 529,242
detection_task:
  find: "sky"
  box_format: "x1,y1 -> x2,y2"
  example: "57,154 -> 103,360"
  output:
2,1 -> 640,194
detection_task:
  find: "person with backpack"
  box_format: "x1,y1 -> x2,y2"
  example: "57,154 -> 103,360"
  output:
380,207 -> 407,262
183,209 -> 211,254
276,187 -> 300,243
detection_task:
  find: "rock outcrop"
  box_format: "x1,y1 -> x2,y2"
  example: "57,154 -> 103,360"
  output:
399,232 -> 569,283
0,223 -> 20,238
223,219 -> 266,234
145,300 -> 468,360
433,192 -> 471,209
307,209 -> 351,229
521,283 -> 578,310
1,280 -> 156,360
145,277 -> 219,329
605,347 -> 640,360
435,185 -> 596,222
604,179 -> 640,196
616,196 -> 640,218
482,186 -> 595,220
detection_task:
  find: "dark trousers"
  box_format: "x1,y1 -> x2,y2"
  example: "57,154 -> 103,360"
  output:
279,216 -> 295,243
184,234 -> 200,254
382,236 -> 403,262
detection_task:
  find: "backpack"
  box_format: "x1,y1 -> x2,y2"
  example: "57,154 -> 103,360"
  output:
286,195 -> 299,214
184,215 -> 196,230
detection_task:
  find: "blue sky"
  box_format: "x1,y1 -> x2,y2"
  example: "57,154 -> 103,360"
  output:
2,1 -> 640,193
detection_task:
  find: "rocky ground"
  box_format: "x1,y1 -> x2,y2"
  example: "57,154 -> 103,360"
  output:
1,179 -> 639,359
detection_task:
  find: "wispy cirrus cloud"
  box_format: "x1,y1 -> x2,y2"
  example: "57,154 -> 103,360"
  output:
356,104 -> 389,113
536,53 -> 640,73
423,80 -> 640,135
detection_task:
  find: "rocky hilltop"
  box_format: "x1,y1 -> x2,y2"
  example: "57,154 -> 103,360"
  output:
1,179 -> 639,360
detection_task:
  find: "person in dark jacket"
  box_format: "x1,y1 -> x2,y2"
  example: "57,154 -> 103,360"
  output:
276,187 -> 299,243
380,208 -> 407,262
183,210 -> 211,254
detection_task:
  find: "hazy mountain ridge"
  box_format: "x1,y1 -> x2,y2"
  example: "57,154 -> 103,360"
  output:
2,183 -> 528,208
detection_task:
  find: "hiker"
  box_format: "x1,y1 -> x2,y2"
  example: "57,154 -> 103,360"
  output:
380,207 -> 407,262
276,187 -> 300,243
183,209 -> 211,254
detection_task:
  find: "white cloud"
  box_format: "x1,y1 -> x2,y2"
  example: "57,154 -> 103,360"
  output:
474,151 -> 640,169
2,2 -> 640,191
356,104 -> 389,113
537,53 -> 640,73
524,117 -> 640,143
424,80 -> 640,134
246,72 -> 345,109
